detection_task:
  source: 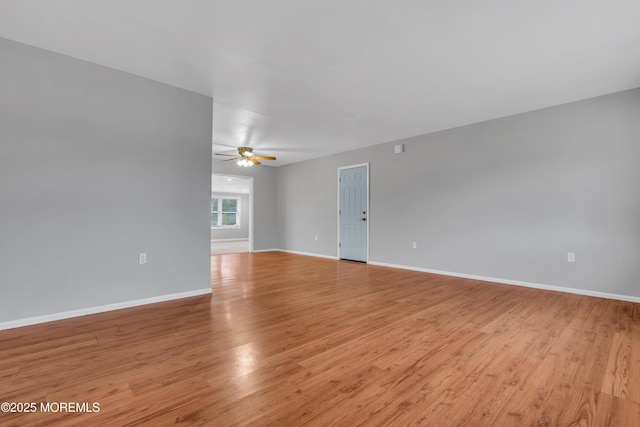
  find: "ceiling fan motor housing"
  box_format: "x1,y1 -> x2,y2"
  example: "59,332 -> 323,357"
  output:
239,147 -> 253,157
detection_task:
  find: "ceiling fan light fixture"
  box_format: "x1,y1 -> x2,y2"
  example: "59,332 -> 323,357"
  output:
238,147 -> 253,158
216,146 -> 275,166
237,158 -> 253,167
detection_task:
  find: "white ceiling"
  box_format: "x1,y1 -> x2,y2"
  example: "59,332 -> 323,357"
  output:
1,1 -> 639,166
211,174 -> 251,194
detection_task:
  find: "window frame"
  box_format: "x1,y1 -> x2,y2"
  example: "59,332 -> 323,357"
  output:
211,195 -> 241,229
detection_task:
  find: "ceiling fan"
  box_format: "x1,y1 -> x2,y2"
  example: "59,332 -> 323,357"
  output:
215,146 -> 276,167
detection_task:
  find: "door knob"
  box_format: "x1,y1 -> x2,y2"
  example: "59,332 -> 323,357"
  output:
361,218 -> 367,221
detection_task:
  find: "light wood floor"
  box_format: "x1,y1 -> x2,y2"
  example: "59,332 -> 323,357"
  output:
1,252 -> 639,426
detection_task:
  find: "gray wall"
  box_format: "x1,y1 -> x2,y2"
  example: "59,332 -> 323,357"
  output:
276,88 -> 640,298
210,192 -> 250,240
212,160 -> 277,250
0,38 -> 212,323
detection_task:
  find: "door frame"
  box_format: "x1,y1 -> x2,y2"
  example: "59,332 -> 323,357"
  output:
336,163 -> 370,262
211,173 -> 254,253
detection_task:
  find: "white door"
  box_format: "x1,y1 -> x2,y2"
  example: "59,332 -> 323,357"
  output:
339,165 -> 368,262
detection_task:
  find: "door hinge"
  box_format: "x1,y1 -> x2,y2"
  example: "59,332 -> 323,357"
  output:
339,242 -> 341,248
339,209 -> 341,215
339,177 -> 341,183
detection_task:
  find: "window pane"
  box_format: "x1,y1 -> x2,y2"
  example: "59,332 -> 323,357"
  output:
211,213 -> 219,227
222,199 -> 238,212
222,213 -> 237,226
221,198 -> 237,212
211,198 -> 218,212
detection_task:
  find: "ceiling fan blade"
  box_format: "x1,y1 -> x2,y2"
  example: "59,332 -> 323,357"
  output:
222,157 -> 241,162
253,155 -> 276,160
215,153 -> 238,156
250,158 -> 261,165
212,142 -> 238,149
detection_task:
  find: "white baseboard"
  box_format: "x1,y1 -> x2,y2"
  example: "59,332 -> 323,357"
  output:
251,248 -> 278,253
276,249 -> 339,260
211,238 -> 249,242
0,288 -> 212,331
368,261 -> 640,304
217,248 -> 640,303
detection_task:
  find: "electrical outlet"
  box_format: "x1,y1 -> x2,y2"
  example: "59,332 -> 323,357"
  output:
567,252 -> 575,263
412,242 -> 417,249
138,253 -> 147,265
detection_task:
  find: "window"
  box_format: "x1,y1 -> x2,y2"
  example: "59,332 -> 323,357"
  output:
211,196 -> 240,228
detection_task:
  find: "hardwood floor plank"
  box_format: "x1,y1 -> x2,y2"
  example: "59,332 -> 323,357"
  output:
594,391 -> 640,426
1,251 -> 639,426
602,332 -> 632,399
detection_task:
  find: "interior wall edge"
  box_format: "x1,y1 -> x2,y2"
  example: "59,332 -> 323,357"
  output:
275,249 -> 340,260
368,260 -> 640,304
0,288 -> 212,331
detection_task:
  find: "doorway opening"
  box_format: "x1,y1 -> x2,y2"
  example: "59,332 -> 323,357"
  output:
211,174 -> 254,255
337,163 -> 369,262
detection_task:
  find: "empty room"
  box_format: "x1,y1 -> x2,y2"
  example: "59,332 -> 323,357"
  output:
1,1 -> 640,426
